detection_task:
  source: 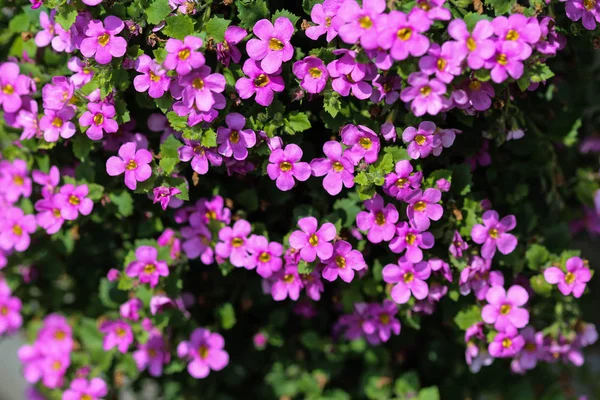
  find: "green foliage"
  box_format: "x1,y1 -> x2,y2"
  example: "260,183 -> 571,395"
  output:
163,15 -> 195,40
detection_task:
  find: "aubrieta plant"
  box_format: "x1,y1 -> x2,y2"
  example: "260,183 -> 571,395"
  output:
0,0 -> 599,398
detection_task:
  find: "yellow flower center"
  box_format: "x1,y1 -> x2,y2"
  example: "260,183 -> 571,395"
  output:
454,241 -> 462,248
335,255 -> 346,269
116,327 -> 127,337
97,33 -> 110,47
414,134 -> 426,145
325,17 -> 332,27
359,137 -> 372,149
148,349 -> 157,358
126,160 -> 137,170
143,264 -> 156,274
68,195 -> 80,206
489,228 -> 499,239
232,237 -> 244,247
437,58 -> 447,71
420,85 -> 432,97
205,210 -> 216,220
0,306 -> 8,315
2,84 -> 14,95
279,161 -> 292,172
13,175 -> 24,186
466,37 -> 477,52
383,82 -> 393,93
193,145 -> 205,156
52,360 -> 62,370
496,53 -> 508,66
525,343 -> 536,352
505,29 -> 520,41
396,178 -> 408,188
93,113 -> 104,126
198,345 -> 209,359
149,71 -> 161,82
502,338 -> 512,348
500,304 -> 511,315
283,274 -> 295,283
358,16 -> 373,29
585,0 -> 596,10
403,272 -> 414,283
419,0 -> 432,10
12,225 -> 23,236
308,67 -> 322,78
332,161 -> 344,172
54,330 -> 66,340
53,209 -> 61,218
192,78 -> 204,90
379,313 -> 390,325
229,130 -> 240,144
81,395 -> 92,400
51,117 -> 63,128
565,272 -> 576,285
83,67 -> 92,75
375,212 -> 386,226
259,252 -> 271,263
254,74 -> 270,87
413,201 -> 426,212
309,234 -> 319,246
397,27 -> 412,41
268,37 -> 285,51
469,80 -> 482,91
405,233 -> 417,245
178,48 -> 191,60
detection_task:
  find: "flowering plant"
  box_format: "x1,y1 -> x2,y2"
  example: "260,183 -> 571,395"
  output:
0,0 -> 599,398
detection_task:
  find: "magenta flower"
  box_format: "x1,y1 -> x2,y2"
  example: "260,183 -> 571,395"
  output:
0,208 -> 36,252
306,0 -> 344,42
63,378 -> 108,400
217,26 -> 247,67
54,183 -> 93,220
301,268 -> 324,301
215,219 -> 251,267
80,102 -> 118,140
68,57 -> 94,88
492,15 -> 541,56
377,9 -> 431,60
368,300 -> 402,343
0,294 -> 22,335
177,328 -> 229,379
322,240 -> 366,283
289,217 -> 336,262
216,113 -> 257,160
371,74 -> 402,104
383,160 -> 422,201
15,98 -> 41,141
0,62 -> 34,113
80,16 -> 127,65
178,140 -> 222,175
180,66 -> 226,112
100,319 -> 133,353
164,36 -> 205,75
389,222 -> 434,263
42,76 -> 74,111
471,210 -> 518,259
247,17 -> 294,74
120,298 -> 143,322
518,327 -> 546,370
338,0 -> 385,49
235,59 -> 285,107
482,285 -> 529,331
403,121 -> 442,159
406,189 -> 443,231
489,327 -> 525,358
356,194 -> 399,243
566,0 -> 600,30
448,19 -> 495,70
125,246 -> 169,288
153,186 -> 182,211
106,142 -> 153,190
134,332 -> 170,377
246,235 -> 283,278
266,144 -> 311,191
34,195 -> 65,234
292,56 -> 329,94
310,141 -> 355,195
419,42 -> 462,84
38,314 -> 73,352
382,258 -> 431,304
327,50 -> 375,99
416,0 -> 451,20
401,72 -> 446,117
0,159 -> 32,203
485,41 -> 529,83
39,106 -> 76,142
271,265 -> 304,301
133,55 -> 170,99
544,256 -> 592,298
449,230 -> 469,257
340,124 -> 380,164
35,11 -> 56,47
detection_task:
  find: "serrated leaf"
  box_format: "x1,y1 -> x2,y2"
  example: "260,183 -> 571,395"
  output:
272,10 -> 300,29
453,305 -> 482,330
72,135 -> 93,161
110,191 -> 134,217
167,111 -> 188,131
87,184 -> 104,201
237,0 -> 270,29
55,6 -> 78,30
525,244 -> 550,271
146,0 -> 172,25
284,112 -> 311,134
163,15 -> 195,40
201,129 -> 217,148
297,260 -> 314,275
204,17 -> 231,42
323,92 -> 342,118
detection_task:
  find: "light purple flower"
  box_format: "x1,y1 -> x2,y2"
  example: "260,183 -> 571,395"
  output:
356,194 -> 399,243
35,194 -> 65,234
125,246 -> 169,288
406,189 -> 444,231
382,160 -> 422,201
371,74 -> 402,104
63,378 -> 108,400
518,327 -> 546,370
42,76 -> 74,111
134,55 -> 170,99
39,106 -> 76,142
35,11 -> 56,47
310,141 -> 355,195
106,142 -> 153,190
235,59 -> 285,106
338,0 -> 386,49
178,139 -> 222,175
301,268 -> 324,301
180,66 -> 226,112
537,17 -> 566,55
377,9 -> 431,60
419,42 -> 462,84
80,16 -> 127,65
403,121 -> 442,159
471,210 -> 518,259
449,230 -> 469,257
134,332 -> 170,377
482,285 -> 529,331
383,257 -> 431,304
153,187 -> 182,210
492,15 -> 541,57
0,208 -> 36,252
54,183 -> 93,220
0,294 -> 22,335
180,222 -> 213,262
484,41 -> 530,83
80,102 -> 118,140
544,256 -> 592,298
340,124 -> 380,164
416,0 -> 451,20
448,19 -> 495,69
436,178 -> 451,192
389,222 -> 434,263
289,216 -> 336,262
266,144 -> 311,191
15,98 -> 41,141
0,62 -> 34,113
400,72 -> 446,117
215,219 -> 251,267
164,36 -> 205,75
177,328 -> 229,379
270,265 -> 304,301
566,0 -> 600,30
327,50 -> 375,99
322,240 -> 366,283
306,0 -> 344,42
247,235 -> 283,278
120,298 -> 143,322
246,17 -> 294,74
100,319 -> 133,353
367,300 -> 401,343
217,26 -> 247,67
488,327 -> 525,357
0,159 -> 32,203
216,113 -> 257,160
292,56 -> 329,94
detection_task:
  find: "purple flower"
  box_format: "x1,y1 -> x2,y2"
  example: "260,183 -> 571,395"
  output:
38,314 -> 74,353
484,41 -> 529,83
340,124 -> 380,164
289,216 -> 336,262
449,230 -> 469,257
371,74 -> 402,104
32,167 -> 59,198
406,189 -> 444,231
416,0 -> 451,20
266,144 -> 311,191
120,298 -> 143,321
0,62 -> 34,113
177,328 -> 229,379
63,378 -> 108,400
436,178 -> 451,192
80,101 -> 118,140
164,36 -> 205,75
482,285 -> 529,331
134,55 -> 170,99
368,300 -> 402,343
322,240 -> 366,283
488,327 -> 525,358
15,98 -> 41,141
419,42 -> 462,84
34,195 -> 65,234
35,11 -> 56,47
246,17 -> 294,74
327,50 -> 375,99
382,160 -> 422,201
134,332 -> 170,377
217,26 -> 247,67
106,142 -> 153,190
125,246 -> 169,288
292,56 -> 329,94
270,265 -> 303,301
235,59 -> 285,107
537,17 -> 566,55
216,113 -> 257,160
100,319 -> 133,353
544,256 -> 592,298
402,121 -> 442,159
215,219 -> 251,267
0,159 -> 32,203
448,19 -> 495,70
492,15 -> 541,57
338,0 -> 386,49
566,0 -> 600,30
377,9 -> 431,60
457,79 -> 495,112
54,183 -> 93,220
382,258 -> 431,304
80,16 -> 127,65
301,268 -> 324,301
39,106 -> 76,142
389,222 -> 434,263
0,208 -> 36,252
306,0 -> 344,42
400,72 -> 446,117
42,76 -> 74,111
356,194 -> 399,243
180,66 -> 226,112
153,186 -> 182,210
247,235 -> 283,278
310,141 -> 355,195
0,294 -> 22,335
471,210 -> 518,259
178,139 -> 222,174
518,327 -> 546,370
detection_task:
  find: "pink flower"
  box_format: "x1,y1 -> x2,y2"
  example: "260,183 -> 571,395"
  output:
266,144 -> 311,191
340,124 -> 380,164
178,139 -> 222,175
63,378 -> 108,400
289,216 -> 336,262
338,0 -> 386,49
389,222 -> 434,263
544,256 -> 592,298
471,210 -> 518,259
133,332 -> 170,377
382,257 -> 431,304
566,0 -> 600,30
80,102 -> 118,140
216,113 -> 257,160
327,50 -> 375,99
125,246 -> 169,288
270,265 -> 303,301
164,36 -> 205,75
419,42 -> 463,84
403,121 -> 442,159
39,106 -> 76,142
217,26 -> 247,67
481,285 -> 529,331
321,240 -> 366,283
484,41 -> 530,83
0,207 -> 36,252
235,59 -> 285,107
382,160 -> 422,201
449,230 -> 469,257
100,319 -> 133,353
246,235 -> 283,278
448,19 -> 495,70
488,327 -> 525,358
356,193 -> 399,243
180,66 -> 226,112
292,56 -> 329,94
68,57 -> 94,88
246,17 -> 294,74
42,76 -> 73,111
34,194 -> 65,234
177,328 -> 229,379
306,0 -> 344,42
133,54 -> 170,99
406,189 -> 444,231
377,9 -> 432,60
106,142 -> 153,190
0,294 -> 22,335
120,298 -> 143,321
400,72 -> 447,117
35,11 -> 56,47
0,159 -> 32,203
0,62 -> 34,113
310,141 -> 355,195
492,15 -> 541,57
215,219 -> 251,267
153,186 -> 182,210
371,75 -> 402,104
54,183 -> 94,220
80,16 -> 127,65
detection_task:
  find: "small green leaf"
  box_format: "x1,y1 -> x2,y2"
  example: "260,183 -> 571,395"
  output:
525,244 -> 550,271
297,260 -> 314,275
110,191 -> 134,217
87,184 -> 104,201
201,129 -> 217,148
55,5 -> 78,30
272,10 -> 300,29
217,303 -> 237,330
159,135 -> 181,175
323,92 -> 342,118
418,387 -> 440,400
204,17 -> 231,42
453,305 -> 482,330
72,135 -> 93,161
163,15 -> 195,40
284,112 -> 311,134
237,0 -> 270,29
146,0 -> 172,25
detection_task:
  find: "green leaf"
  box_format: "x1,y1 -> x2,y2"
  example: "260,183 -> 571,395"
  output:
8,13 -> 30,33
395,371 -> 420,397
525,244 -> 550,271
204,17 -> 231,42
217,303 -> 237,330
201,129 -> 217,148
167,111 -> 188,131
383,146 -> 410,163
237,0 -> 270,29
453,305 -> 482,330
110,191 -> 134,217
72,135 -> 93,161
87,184 -> 104,201
530,274 -> 553,297
323,92 -> 342,118
146,0 -> 172,25
159,135 -> 181,175
484,0 -> 516,15
272,10 -> 300,28
418,387 -> 440,400
463,13 -> 492,30
55,5 -> 78,30
298,260 -> 314,275
284,112 -> 311,134
163,15 -> 195,40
